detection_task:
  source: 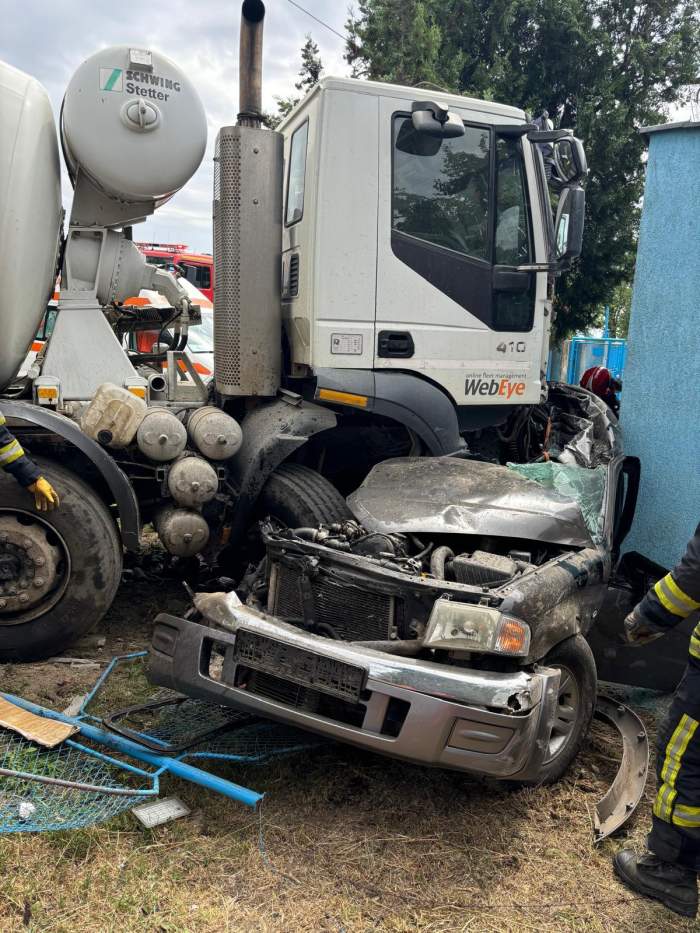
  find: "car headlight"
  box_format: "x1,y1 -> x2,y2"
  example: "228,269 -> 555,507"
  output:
424,599 -> 531,656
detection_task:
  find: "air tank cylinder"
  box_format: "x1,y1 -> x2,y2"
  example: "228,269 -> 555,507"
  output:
155,506 -> 209,557
187,406 -> 243,460
136,408 -> 187,461
167,456 -> 219,508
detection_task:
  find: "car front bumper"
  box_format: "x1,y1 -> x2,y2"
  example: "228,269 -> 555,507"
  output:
148,601 -> 561,780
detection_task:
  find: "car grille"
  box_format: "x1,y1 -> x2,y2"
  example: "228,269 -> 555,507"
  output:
233,629 -> 366,702
268,561 -> 394,642
238,668 -> 367,727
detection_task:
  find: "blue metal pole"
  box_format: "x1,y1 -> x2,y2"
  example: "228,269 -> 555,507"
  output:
603,305 -> 610,339
2,693 -> 264,809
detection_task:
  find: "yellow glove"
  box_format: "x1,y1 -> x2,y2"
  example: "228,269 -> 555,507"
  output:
27,476 -> 60,512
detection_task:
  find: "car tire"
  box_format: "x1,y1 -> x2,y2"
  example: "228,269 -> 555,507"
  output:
530,634 -> 597,784
0,457 -> 123,662
256,462 -> 353,528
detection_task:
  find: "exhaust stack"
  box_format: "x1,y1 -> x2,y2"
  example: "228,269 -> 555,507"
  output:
238,0 -> 265,127
213,0 -> 283,398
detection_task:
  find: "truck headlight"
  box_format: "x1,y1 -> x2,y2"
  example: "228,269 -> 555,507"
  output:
424,599 -> 531,656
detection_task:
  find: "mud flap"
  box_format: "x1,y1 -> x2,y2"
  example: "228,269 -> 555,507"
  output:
593,695 -> 649,843
588,551 -> 697,692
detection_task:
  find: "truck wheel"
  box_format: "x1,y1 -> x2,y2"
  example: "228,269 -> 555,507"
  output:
533,634 -> 597,784
224,463 -> 353,578
0,458 -> 122,662
257,462 -> 353,527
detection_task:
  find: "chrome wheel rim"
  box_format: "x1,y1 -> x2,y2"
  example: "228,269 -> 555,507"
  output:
545,663 -> 580,762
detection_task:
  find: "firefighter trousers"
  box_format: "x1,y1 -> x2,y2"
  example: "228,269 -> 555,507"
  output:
649,658 -> 700,871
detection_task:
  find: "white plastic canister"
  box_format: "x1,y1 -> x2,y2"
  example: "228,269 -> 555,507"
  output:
80,383 -> 147,447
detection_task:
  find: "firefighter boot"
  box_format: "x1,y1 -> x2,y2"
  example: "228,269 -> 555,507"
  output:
613,848 -> 698,917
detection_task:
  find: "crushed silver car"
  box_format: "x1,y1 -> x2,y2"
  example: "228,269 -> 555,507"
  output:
149,385 -> 641,783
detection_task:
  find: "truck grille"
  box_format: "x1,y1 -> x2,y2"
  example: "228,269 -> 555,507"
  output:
269,561 -> 394,642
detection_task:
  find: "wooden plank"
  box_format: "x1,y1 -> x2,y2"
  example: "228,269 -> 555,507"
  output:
0,696 -> 78,748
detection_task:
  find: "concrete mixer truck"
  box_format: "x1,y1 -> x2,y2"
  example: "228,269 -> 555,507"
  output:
0,1 -> 589,661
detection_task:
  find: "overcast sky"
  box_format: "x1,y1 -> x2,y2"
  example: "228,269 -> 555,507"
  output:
4,1 -> 695,255
1,0 -> 350,252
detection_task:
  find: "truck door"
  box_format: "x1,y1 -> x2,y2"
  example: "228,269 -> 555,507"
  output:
375,98 -> 546,407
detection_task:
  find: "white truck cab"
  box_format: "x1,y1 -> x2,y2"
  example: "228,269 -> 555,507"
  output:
280,77 -> 556,412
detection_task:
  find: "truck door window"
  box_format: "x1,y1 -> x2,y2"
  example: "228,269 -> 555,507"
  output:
183,263 -> 211,291
393,117 -> 491,261
493,134 -> 535,332
494,136 -> 532,265
198,265 -> 211,290
285,120 -> 308,226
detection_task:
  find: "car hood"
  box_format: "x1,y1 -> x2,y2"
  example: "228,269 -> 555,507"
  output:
347,457 -> 596,548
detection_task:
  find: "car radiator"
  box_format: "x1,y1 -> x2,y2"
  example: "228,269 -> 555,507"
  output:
267,559 -> 395,642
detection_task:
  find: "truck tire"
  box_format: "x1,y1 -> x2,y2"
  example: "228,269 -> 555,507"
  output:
531,634 -> 597,785
0,457 -> 123,661
256,462 -> 353,528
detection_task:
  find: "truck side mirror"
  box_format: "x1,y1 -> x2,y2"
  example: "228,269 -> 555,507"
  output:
411,101 -> 465,139
552,136 -> 587,185
554,186 -> 585,268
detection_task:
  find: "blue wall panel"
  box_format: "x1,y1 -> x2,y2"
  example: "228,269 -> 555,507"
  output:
620,124 -> 700,569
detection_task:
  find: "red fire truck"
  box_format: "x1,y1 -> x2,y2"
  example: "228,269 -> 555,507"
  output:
135,242 -> 214,303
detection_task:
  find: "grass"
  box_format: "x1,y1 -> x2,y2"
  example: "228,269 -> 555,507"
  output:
0,577 -> 691,932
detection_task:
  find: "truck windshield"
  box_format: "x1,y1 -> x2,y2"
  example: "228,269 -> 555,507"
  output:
393,117 -> 491,260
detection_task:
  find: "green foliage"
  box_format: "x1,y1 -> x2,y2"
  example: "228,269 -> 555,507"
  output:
297,34 -> 323,92
346,0 -> 700,336
265,34 -> 324,129
607,281 -> 633,338
346,0 -> 444,85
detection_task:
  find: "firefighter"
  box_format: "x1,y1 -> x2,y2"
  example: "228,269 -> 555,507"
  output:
614,522 -> 700,918
0,411 -> 59,510
579,365 -> 621,416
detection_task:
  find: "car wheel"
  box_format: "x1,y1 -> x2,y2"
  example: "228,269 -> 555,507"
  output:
535,634 -> 597,784
0,457 -> 123,662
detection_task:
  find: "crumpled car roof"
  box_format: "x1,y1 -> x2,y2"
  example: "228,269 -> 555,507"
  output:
347,456 -> 595,548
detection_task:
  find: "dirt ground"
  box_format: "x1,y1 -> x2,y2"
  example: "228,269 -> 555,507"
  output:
0,574 -> 692,933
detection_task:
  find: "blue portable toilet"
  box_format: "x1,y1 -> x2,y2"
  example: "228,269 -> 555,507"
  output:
566,337 -> 627,385
620,120 -> 700,569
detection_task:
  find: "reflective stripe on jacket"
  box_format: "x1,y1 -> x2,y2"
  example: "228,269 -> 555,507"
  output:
0,413 -> 41,488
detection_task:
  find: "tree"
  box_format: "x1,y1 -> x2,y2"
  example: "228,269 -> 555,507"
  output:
606,281 -> 633,339
346,0 -> 700,337
264,34 -> 323,129
296,34 -> 323,92
346,0 -> 443,85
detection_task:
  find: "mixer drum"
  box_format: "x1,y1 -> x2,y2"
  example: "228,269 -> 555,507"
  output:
0,61 -> 62,390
